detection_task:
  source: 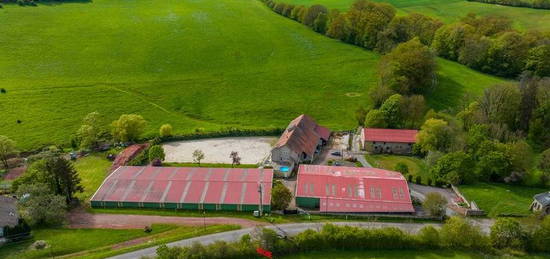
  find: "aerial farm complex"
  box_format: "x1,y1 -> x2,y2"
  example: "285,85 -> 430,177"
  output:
91,114 -> 416,214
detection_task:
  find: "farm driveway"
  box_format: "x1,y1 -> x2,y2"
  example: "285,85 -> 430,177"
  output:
68,211 -> 263,229
162,137 -> 277,164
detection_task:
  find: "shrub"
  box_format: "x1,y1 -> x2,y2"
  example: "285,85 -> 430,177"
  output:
490,218 -> 527,251
0,88 -> 6,93
418,225 -> 440,248
422,192 -> 447,217
394,162 -> 409,175
440,216 -> 490,250
415,175 -> 422,184
159,124 -> 173,137
408,174 -> 413,182
271,181 -> 292,210
148,145 -> 165,163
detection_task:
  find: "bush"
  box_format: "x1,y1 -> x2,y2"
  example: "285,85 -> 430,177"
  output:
394,162 -> 409,175
159,124 -> 173,137
415,175 -> 422,184
490,218 -> 527,251
148,145 -> 166,163
271,181 -> 292,211
440,216 -> 490,250
408,174 -> 413,182
422,192 -> 447,217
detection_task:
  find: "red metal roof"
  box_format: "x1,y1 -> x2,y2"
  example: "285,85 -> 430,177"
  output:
363,128 -> 418,143
110,144 -> 149,172
91,166 -> 273,206
274,114 -> 330,156
296,165 -> 414,213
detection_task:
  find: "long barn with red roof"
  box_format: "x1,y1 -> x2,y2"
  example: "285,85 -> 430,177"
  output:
91,166 -> 272,212
296,165 -> 414,213
360,128 -> 419,154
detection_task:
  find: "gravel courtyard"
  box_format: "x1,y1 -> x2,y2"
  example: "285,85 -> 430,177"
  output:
162,137 -> 277,164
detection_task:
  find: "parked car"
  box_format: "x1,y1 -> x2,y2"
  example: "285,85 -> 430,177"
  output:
331,151 -> 342,156
333,161 -> 343,166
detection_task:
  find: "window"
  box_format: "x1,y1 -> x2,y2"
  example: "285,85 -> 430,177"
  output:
310,183 -> 314,194
370,187 -> 376,199
332,184 -> 337,196
391,188 -> 398,199
347,185 -> 352,197
304,184 -> 309,194
398,188 -> 405,199
325,184 -> 330,196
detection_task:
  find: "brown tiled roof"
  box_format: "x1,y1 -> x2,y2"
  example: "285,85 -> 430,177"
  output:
275,114 -> 330,157
110,144 -> 150,172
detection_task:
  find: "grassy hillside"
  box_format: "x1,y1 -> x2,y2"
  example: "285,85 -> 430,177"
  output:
0,0 -> 504,150
284,0 -> 550,31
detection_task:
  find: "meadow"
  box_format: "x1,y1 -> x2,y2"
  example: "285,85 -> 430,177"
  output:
0,0 -> 504,151
283,0 -> 550,31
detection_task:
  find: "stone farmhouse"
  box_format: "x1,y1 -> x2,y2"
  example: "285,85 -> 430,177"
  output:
271,114 -> 330,177
361,128 -> 418,155
531,191 -> 550,216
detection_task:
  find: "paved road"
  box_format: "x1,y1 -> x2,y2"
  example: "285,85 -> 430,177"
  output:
408,183 -> 459,216
108,221 -> 443,259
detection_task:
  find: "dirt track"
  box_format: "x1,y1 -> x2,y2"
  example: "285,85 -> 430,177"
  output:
68,211 -> 264,229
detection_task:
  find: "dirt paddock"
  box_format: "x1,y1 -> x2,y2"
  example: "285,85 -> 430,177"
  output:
162,137 -> 277,164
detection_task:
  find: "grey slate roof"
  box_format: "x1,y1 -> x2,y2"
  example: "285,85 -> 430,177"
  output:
534,191 -> 550,207
0,196 -> 18,228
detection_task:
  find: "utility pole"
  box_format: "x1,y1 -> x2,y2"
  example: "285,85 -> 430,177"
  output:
258,167 -> 264,217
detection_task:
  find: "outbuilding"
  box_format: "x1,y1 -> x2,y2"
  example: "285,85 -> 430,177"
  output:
361,128 -> 418,154
91,166 -> 273,212
295,165 -> 414,213
530,191 -> 550,216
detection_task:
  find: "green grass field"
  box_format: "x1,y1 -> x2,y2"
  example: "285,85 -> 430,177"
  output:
459,183 -> 546,217
283,249 -> 550,259
0,0 -> 505,151
283,0 -> 550,31
0,224 -> 173,259
365,154 -> 432,184
0,224 -> 238,259
74,154 -> 112,202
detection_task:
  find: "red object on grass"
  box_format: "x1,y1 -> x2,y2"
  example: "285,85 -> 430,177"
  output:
256,247 -> 273,258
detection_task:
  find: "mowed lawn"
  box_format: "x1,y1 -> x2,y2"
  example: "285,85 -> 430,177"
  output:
284,0 -> 550,31
365,154 -> 432,184
0,225 -> 174,259
0,0 -> 504,151
459,183 -> 546,217
73,154 -> 112,202
283,249 -> 550,259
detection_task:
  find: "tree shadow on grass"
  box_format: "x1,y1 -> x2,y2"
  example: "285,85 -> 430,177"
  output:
38,0 -> 93,6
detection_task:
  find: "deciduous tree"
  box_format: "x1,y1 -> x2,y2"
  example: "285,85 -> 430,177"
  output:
16,183 -> 66,226
111,114 -> 147,142
193,149 -> 205,166
379,38 -> 436,94
422,192 -> 447,217
0,135 -> 17,169
271,181 -> 292,211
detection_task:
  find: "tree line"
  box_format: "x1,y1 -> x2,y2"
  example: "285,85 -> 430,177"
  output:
467,0 -> 550,10
151,217 -> 550,258
264,0 -> 550,78
412,73 -> 550,187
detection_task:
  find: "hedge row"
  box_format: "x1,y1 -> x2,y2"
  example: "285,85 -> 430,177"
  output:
468,0 -> 550,9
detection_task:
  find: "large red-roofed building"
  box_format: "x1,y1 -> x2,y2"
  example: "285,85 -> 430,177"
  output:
91,166 -> 272,212
295,165 -> 414,213
360,128 -> 419,154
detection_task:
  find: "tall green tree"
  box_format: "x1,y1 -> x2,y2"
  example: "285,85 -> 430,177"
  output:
416,119 -> 453,153
303,4 -> 327,27
379,94 -> 403,128
111,114 -> 147,142
271,181 -> 292,211
490,218 -> 527,251
76,112 -> 107,149
422,192 -> 448,217
148,145 -> 166,163
0,135 -> 17,169
430,151 -> 475,184
44,156 -> 84,203
379,38 -> 436,94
